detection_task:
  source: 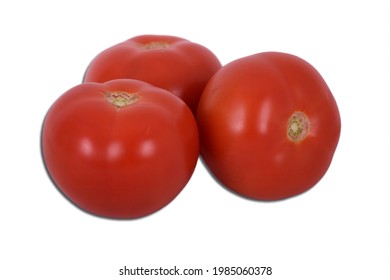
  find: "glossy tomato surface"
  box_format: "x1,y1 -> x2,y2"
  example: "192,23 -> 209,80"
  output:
197,52 -> 341,201
42,79 -> 199,219
83,34 -> 222,114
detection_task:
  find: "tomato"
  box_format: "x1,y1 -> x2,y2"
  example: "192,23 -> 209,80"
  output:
197,52 -> 341,201
83,34 -> 222,114
42,79 -> 199,219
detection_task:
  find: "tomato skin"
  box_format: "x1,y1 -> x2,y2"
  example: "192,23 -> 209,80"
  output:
197,52 -> 341,201
83,34 -> 222,114
42,79 -> 199,219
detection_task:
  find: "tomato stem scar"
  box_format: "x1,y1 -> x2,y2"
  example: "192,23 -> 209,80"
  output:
142,41 -> 169,49
104,91 -> 139,108
287,111 -> 309,143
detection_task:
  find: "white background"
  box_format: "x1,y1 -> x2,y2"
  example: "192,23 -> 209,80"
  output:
1,0 -> 389,279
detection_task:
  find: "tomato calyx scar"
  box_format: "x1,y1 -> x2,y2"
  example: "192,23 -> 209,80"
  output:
287,111 -> 310,143
104,91 -> 139,109
141,41 -> 170,50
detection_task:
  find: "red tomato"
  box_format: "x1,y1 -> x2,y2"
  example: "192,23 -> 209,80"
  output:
42,79 -> 199,219
197,52 -> 341,201
83,34 -> 222,114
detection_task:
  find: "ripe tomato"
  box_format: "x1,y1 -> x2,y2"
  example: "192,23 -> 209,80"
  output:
197,52 -> 341,201
83,34 -> 222,114
42,79 -> 199,219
